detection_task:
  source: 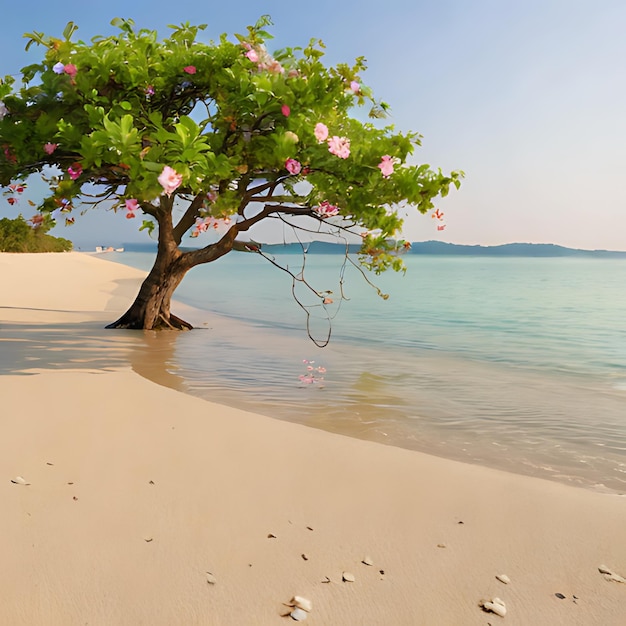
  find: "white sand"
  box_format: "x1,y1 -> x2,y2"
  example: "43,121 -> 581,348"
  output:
1,252 -> 625,625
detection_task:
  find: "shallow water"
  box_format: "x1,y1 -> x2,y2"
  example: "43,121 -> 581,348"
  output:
32,250 -> 626,493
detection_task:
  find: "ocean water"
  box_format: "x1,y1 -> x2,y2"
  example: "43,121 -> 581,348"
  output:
110,249 -> 626,494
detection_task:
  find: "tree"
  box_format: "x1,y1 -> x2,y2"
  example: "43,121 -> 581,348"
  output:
0,17 -> 461,331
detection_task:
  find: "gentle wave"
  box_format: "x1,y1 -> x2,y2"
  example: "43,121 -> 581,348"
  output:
111,251 -> 626,493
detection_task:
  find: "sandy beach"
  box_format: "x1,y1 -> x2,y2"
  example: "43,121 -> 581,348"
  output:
1,251 -> 625,625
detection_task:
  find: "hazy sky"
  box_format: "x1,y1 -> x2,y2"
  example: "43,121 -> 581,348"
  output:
2,0 -> 625,250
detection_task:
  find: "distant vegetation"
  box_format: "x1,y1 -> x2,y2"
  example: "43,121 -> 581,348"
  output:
0,215 -> 72,252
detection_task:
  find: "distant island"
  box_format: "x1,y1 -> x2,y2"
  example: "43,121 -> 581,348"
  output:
118,240 -> 626,258
260,241 -> 626,258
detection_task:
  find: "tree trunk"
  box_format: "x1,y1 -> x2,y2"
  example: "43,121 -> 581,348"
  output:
105,194 -> 248,330
106,198 -> 194,330
105,244 -> 192,330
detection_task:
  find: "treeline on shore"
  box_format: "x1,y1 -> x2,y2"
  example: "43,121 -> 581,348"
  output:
0,215 -> 72,252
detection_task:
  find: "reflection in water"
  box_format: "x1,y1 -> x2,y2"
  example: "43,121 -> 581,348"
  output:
0,321 -> 188,394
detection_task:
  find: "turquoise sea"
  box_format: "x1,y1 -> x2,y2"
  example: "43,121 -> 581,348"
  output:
111,249 -> 626,494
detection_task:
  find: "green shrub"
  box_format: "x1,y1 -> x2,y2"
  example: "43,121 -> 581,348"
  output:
0,215 -> 73,252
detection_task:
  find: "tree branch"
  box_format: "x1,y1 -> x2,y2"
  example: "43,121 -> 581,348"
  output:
172,193 -> 206,245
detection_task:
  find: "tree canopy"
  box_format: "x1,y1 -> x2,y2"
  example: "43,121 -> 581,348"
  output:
0,16 -> 462,332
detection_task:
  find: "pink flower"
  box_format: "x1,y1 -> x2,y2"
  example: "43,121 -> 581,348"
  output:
68,163 -> 82,180
327,136 -> 350,159
314,123 -> 328,142
43,143 -> 58,155
183,66 -> 197,74
145,85 -> 155,97
285,158 -> 302,175
267,60 -> 284,74
64,64 -> 77,77
281,104 -> 291,117
378,155 -> 394,178
125,198 -> 139,218
314,201 -> 340,218
350,81 -> 360,94
157,165 -> 183,196
245,49 -> 259,63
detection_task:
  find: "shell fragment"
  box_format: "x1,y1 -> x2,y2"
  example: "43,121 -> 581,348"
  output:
480,597 -> 507,617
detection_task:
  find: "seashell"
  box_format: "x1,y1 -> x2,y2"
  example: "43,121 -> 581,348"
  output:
321,576 -> 331,583
289,607 -> 308,621
289,596 -> 312,612
554,593 -> 566,599
267,533 -> 277,539
206,572 -> 216,585
362,556 -> 374,566
480,598 -> 507,617
11,476 -> 29,485
301,553 -> 309,561
144,537 -> 153,542
496,574 -> 511,585
342,572 -> 355,582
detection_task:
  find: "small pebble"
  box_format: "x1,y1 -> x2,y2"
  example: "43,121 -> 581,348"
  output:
321,576 -> 331,584
267,533 -> 277,539
301,553 -> 309,561
437,544 -> 446,548
342,572 -> 355,582
496,574 -> 511,585
289,607 -> 307,621
206,572 -> 216,585
555,593 -> 566,599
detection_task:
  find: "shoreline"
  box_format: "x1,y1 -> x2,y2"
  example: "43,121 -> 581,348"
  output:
1,252 -> 625,625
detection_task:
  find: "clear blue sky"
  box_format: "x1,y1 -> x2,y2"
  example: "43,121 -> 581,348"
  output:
2,0 -> 625,250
